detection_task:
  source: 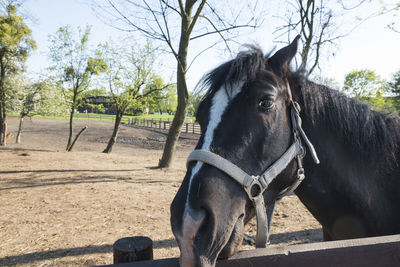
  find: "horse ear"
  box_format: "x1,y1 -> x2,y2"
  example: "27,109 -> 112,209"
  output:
268,35 -> 300,77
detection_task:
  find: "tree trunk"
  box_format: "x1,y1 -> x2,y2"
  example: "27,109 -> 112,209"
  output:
0,115 -> 4,146
67,126 -> 88,152
103,112 -> 123,153
16,116 -> 24,144
0,55 -> 5,146
66,106 -> 75,151
158,3 -> 192,168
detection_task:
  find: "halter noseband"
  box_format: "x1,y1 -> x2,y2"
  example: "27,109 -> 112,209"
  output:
186,82 -> 319,248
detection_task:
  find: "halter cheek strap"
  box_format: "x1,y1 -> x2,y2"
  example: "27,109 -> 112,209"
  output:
186,83 -> 320,248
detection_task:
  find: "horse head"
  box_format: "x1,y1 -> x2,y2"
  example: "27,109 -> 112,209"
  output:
170,37 -> 310,267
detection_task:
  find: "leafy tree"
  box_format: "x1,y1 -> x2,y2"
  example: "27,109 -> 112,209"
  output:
387,69 -> 400,95
386,69 -> 400,111
35,79 -> 69,117
342,69 -> 396,112
0,2 -> 36,145
144,75 -> 176,115
49,25 -> 107,151
343,69 -> 383,98
99,41 -> 160,153
12,77 -> 68,143
188,91 -> 203,116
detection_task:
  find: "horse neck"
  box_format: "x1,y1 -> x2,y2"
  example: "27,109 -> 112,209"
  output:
288,75 -> 400,234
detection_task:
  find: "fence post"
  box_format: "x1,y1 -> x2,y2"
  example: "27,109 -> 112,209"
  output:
192,123 -> 195,134
113,236 -> 153,264
185,123 -> 188,133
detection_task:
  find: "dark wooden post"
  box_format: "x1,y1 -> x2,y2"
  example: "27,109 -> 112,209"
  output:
185,123 -> 188,133
192,123 -> 195,134
159,119 -> 161,129
113,236 -> 153,264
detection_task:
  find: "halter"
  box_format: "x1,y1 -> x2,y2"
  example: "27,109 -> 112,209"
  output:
186,82 -> 320,248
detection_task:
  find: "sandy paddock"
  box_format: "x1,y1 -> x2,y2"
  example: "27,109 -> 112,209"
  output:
0,116 -> 321,266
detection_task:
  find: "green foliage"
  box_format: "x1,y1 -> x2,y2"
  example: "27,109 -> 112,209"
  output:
386,69 -> 400,96
144,75 -> 177,114
342,69 -> 398,112
34,80 -> 69,116
385,69 -> 400,111
0,3 -> 36,67
0,2 -> 36,125
343,69 -> 383,98
188,92 -> 203,116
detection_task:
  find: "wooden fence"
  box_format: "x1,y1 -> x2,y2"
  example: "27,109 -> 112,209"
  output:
101,234 -> 400,267
127,118 -> 201,135
74,114 -> 201,135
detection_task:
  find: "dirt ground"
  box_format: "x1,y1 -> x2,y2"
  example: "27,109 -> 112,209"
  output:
0,116 -> 322,266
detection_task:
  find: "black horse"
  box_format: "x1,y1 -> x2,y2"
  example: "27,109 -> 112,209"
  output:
170,37 -> 400,267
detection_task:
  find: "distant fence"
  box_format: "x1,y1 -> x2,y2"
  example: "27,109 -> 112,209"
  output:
127,118 -> 201,135
75,113 -> 119,122
73,114 -> 201,135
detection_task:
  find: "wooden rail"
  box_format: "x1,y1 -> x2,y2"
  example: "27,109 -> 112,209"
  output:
100,234 -> 400,267
74,114 -> 202,135
128,118 -> 201,135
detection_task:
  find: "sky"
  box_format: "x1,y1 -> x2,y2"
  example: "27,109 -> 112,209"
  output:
22,0 -> 400,90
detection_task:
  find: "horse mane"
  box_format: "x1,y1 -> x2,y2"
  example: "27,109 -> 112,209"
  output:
197,45 -> 270,100
289,72 -> 400,168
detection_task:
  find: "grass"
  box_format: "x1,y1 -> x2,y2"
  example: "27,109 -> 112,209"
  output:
9,112 -> 196,124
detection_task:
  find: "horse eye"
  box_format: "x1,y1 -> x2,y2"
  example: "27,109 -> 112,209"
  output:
258,99 -> 275,111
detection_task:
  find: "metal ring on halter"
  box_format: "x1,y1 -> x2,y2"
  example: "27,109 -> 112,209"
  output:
244,176 -> 264,202
297,144 -> 306,159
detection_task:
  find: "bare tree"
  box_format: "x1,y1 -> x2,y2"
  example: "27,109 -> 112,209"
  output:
93,0 -> 263,168
274,0 -> 382,77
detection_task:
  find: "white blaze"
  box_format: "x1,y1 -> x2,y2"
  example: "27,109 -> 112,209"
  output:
178,82 -> 244,266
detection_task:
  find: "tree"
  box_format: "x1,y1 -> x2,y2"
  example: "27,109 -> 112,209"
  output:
343,69 -> 383,99
144,75 -> 177,115
342,69 -> 396,111
15,80 -> 41,143
0,2 -> 36,145
49,25 -> 107,151
188,91 -> 203,115
94,0 -> 263,167
387,69 -> 400,96
99,41 -> 159,153
14,78 -> 68,143
274,0 -> 378,77
386,69 -> 400,111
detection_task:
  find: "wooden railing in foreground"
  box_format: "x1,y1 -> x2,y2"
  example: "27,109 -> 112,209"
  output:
100,234 -> 400,267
